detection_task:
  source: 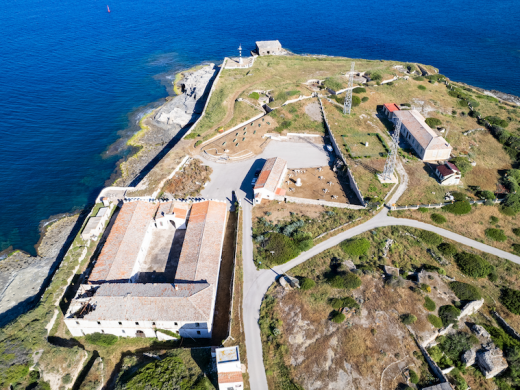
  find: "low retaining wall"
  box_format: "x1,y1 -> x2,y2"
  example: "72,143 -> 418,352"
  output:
493,311 -> 520,342
274,195 -> 365,209
223,208 -> 241,344
317,97 -> 365,206
151,155 -> 191,198
184,58 -> 228,137
282,94 -> 315,106
198,111 -> 266,149
392,198 -> 501,210
316,217 -> 363,239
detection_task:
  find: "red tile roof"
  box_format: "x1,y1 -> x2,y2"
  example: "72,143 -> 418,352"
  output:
384,103 -> 400,112
254,157 -> 287,193
436,165 -> 454,178
89,201 -> 158,283
446,162 -> 460,172
218,371 -> 243,384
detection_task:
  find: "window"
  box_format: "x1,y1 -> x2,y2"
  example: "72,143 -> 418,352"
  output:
152,322 -> 156,326
197,331 -> 201,335
97,321 -> 101,325
195,323 -> 200,327
118,322 -> 122,325
122,330 -> 125,334
174,322 -> 178,326
160,222 -> 163,226
101,330 -> 104,333
135,322 -> 139,325
76,321 -> 79,325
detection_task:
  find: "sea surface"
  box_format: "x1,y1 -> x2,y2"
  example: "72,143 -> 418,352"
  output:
0,0 -> 519,256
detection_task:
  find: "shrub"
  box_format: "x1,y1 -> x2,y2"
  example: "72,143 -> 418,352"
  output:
455,252 -> 491,278
329,272 -> 362,290
479,190 -> 496,200
438,242 -> 457,256
449,281 -> 482,301
297,238 -> 314,251
424,296 -> 436,311
370,72 -> 382,82
501,193 -> 520,215
85,332 -> 118,346
485,116 -> 509,128
431,213 -> 447,224
323,77 -> 343,91
248,92 -> 260,100
352,95 -> 361,107
262,233 -> 301,265
353,87 -> 366,93
443,201 -> 472,215
423,264 -> 446,275
361,96 -> 369,102
418,85 -> 427,91
439,305 -> 461,326
425,118 -> 442,128
62,374 -> 72,385
428,314 -> 444,328
300,277 -> 316,290
194,140 -> 202,148
409,369 -> 419,384
450,157 -> 472,176
469,110 -> 480,118
513,244 -> 520,254
452,192 -> 467,202
500,288 -> 520,315
340,238 -> 370,257
330,297 -> 359,309
401,314 -> 417,325
418,207 -> 429,213
331,311 -> 346,323
489,216 -> 499,224
414,76 -> 425,81
420,283 -> 432,293
419,231 -> 443,246
485,228 -> 507,242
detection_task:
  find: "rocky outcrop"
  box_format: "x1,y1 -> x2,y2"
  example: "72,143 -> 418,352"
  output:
477,345 -> 508,379
152,64 -> 217,132
462,349 -> 476,367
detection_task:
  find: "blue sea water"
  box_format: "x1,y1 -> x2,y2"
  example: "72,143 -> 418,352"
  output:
0,0 -> 519,255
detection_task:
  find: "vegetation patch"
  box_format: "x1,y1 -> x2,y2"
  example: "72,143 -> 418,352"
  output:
442,201 -> 472,215
425,118 -> 442,128
329,297 -> 360,310
438,305 -> 461,326
449,281 -> 482,301
328,272 -> 362,290
419,231 -> 443,246
500,287 -> 520,315
438,242 -> 457,256
300,277 -> 316,290
454,252 -> 491,278
485,228 -> 507,242
428,314 -> 443,328
424,296 -> 436,311
430,213 -> 447,224
84,332 -> 118,347
340,238 -> 370,258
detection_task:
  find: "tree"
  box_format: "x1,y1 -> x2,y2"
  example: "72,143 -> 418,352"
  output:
449,281 -> 482,301
425,118 -> 442,128
400,314 -> 417,325
331,311 -> 346,323
455,252 -> 491,278
409,370 -> 419,384
352,95 -> 361,107
300,277 -> 316,290
501,288 -> 520,315
439,305 -> 461,326
438,242 -> 457,256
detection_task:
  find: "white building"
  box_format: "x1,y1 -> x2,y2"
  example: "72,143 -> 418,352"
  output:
65,199 -> 228,339
255,40 -> 283,56
392,109 -> 452,161
214,346 -> 244,390
81,206 -> 111,241
253,157 -> 287,204
434,162 -> 461,185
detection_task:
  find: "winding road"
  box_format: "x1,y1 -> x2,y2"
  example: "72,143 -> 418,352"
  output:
240,161 -> 520,390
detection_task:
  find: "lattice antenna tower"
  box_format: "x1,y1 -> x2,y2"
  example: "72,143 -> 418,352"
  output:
381,118 -> 402,181
343,62 -> 355,115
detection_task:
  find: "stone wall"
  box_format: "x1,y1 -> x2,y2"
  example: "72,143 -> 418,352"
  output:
273,195 -> 365,209
317,97 -> 365,206
493,311 -> 520,342
459,299 -> 484,318
184,58 -> 228,137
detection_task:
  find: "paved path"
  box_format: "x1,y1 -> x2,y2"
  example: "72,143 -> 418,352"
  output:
241,158 -> 520,390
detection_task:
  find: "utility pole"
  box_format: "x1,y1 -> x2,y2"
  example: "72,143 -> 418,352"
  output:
343,62 -> 355,115
380,118 -> 402,181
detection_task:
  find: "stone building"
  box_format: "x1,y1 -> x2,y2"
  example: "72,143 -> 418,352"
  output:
253,157 -> 287,204
214,346 -> 244,390
81,206 -> 111,241
477,345 -> 509,379
255,40 -> 283,56
65,199 -> 228,339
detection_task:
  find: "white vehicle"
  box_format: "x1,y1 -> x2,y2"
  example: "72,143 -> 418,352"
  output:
326,145 -> 333,152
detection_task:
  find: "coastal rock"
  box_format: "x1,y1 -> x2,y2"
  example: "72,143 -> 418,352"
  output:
152,64 -> 217,131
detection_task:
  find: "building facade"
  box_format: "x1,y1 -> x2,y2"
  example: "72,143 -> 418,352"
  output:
253,157 -> 287,204
255,40 -> 282,56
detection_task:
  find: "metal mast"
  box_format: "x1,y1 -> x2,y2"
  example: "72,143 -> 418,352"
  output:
381,118 -> 402,181
343,62 -> 355,114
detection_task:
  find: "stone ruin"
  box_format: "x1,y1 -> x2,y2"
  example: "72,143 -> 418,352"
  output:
278,275 -> 300,289
477,345 -> 508,379
462,349 -> 476,367
383,265 -> 399,278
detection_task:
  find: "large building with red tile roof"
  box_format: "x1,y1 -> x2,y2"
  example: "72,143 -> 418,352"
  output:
65,199 -> 227,339
393,110 -> 452,161
253,157 -> 287,204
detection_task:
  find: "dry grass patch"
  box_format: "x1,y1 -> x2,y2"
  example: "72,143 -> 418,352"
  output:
162,158 -> 212,198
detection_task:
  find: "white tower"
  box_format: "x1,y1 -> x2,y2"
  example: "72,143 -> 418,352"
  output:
238,44 -> 243,65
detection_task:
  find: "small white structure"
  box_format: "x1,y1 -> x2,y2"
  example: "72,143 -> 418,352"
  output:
214,346 -> 244,390
434,162 -> 461,185
255,40 -> 283,56
295,178 -> 302,187
253,157 -> 287,204
392,109 -> 452,161
81,206 -> 111,241
154,202 -> 190,230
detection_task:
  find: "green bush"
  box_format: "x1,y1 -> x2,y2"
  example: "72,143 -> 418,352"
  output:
353,87 -> 366,93
428,314 -> 443,328
469,110 -> 480,118
485,228 -> 507,242
425,118 -> 442,128
85,332 -> 118,346
370,73 -> 383,82
62,374 -> 72,385
400,314 -> 417,325
454,252 -> 491,278
409,369 -> 419,384
431,213 -> 447,224
300,277 -> 316,290
419,231 -> 443,246
329,272 -> 362,290
424,296 -> 436,311
513,228 -> 520,237
438,305 -> 461,326
297,238 -> 314,251
340,238 -> 370,257
500,288 -> 520,315
479,190 -> 496,200
450,157 -> 472,176
414,76 -> 425,81
485,116 -> 509,128
513,244 -> 520,254
418,85 -> 427,91
443,201 -> 472,215
194,140 -> 202,148
261,233 -> 301,265
352,95 -> 361,107
418,207 -> 429,213
323,77 -> 343,91
1,364 -> 29,387
330,297 -> 359,310
449,281 -> 482,301
331,311 -> 346,323
438,242 -> 457,256
248,92 -> 260,100
361,96 -> 369,102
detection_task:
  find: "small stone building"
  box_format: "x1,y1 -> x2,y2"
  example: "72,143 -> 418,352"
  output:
214,346 -> 244,390
255,40 -> 282,56
81,206 -> 111,241
434,162 -> 461,186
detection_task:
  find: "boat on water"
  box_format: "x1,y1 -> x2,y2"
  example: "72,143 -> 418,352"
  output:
107,5 -> 111,12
